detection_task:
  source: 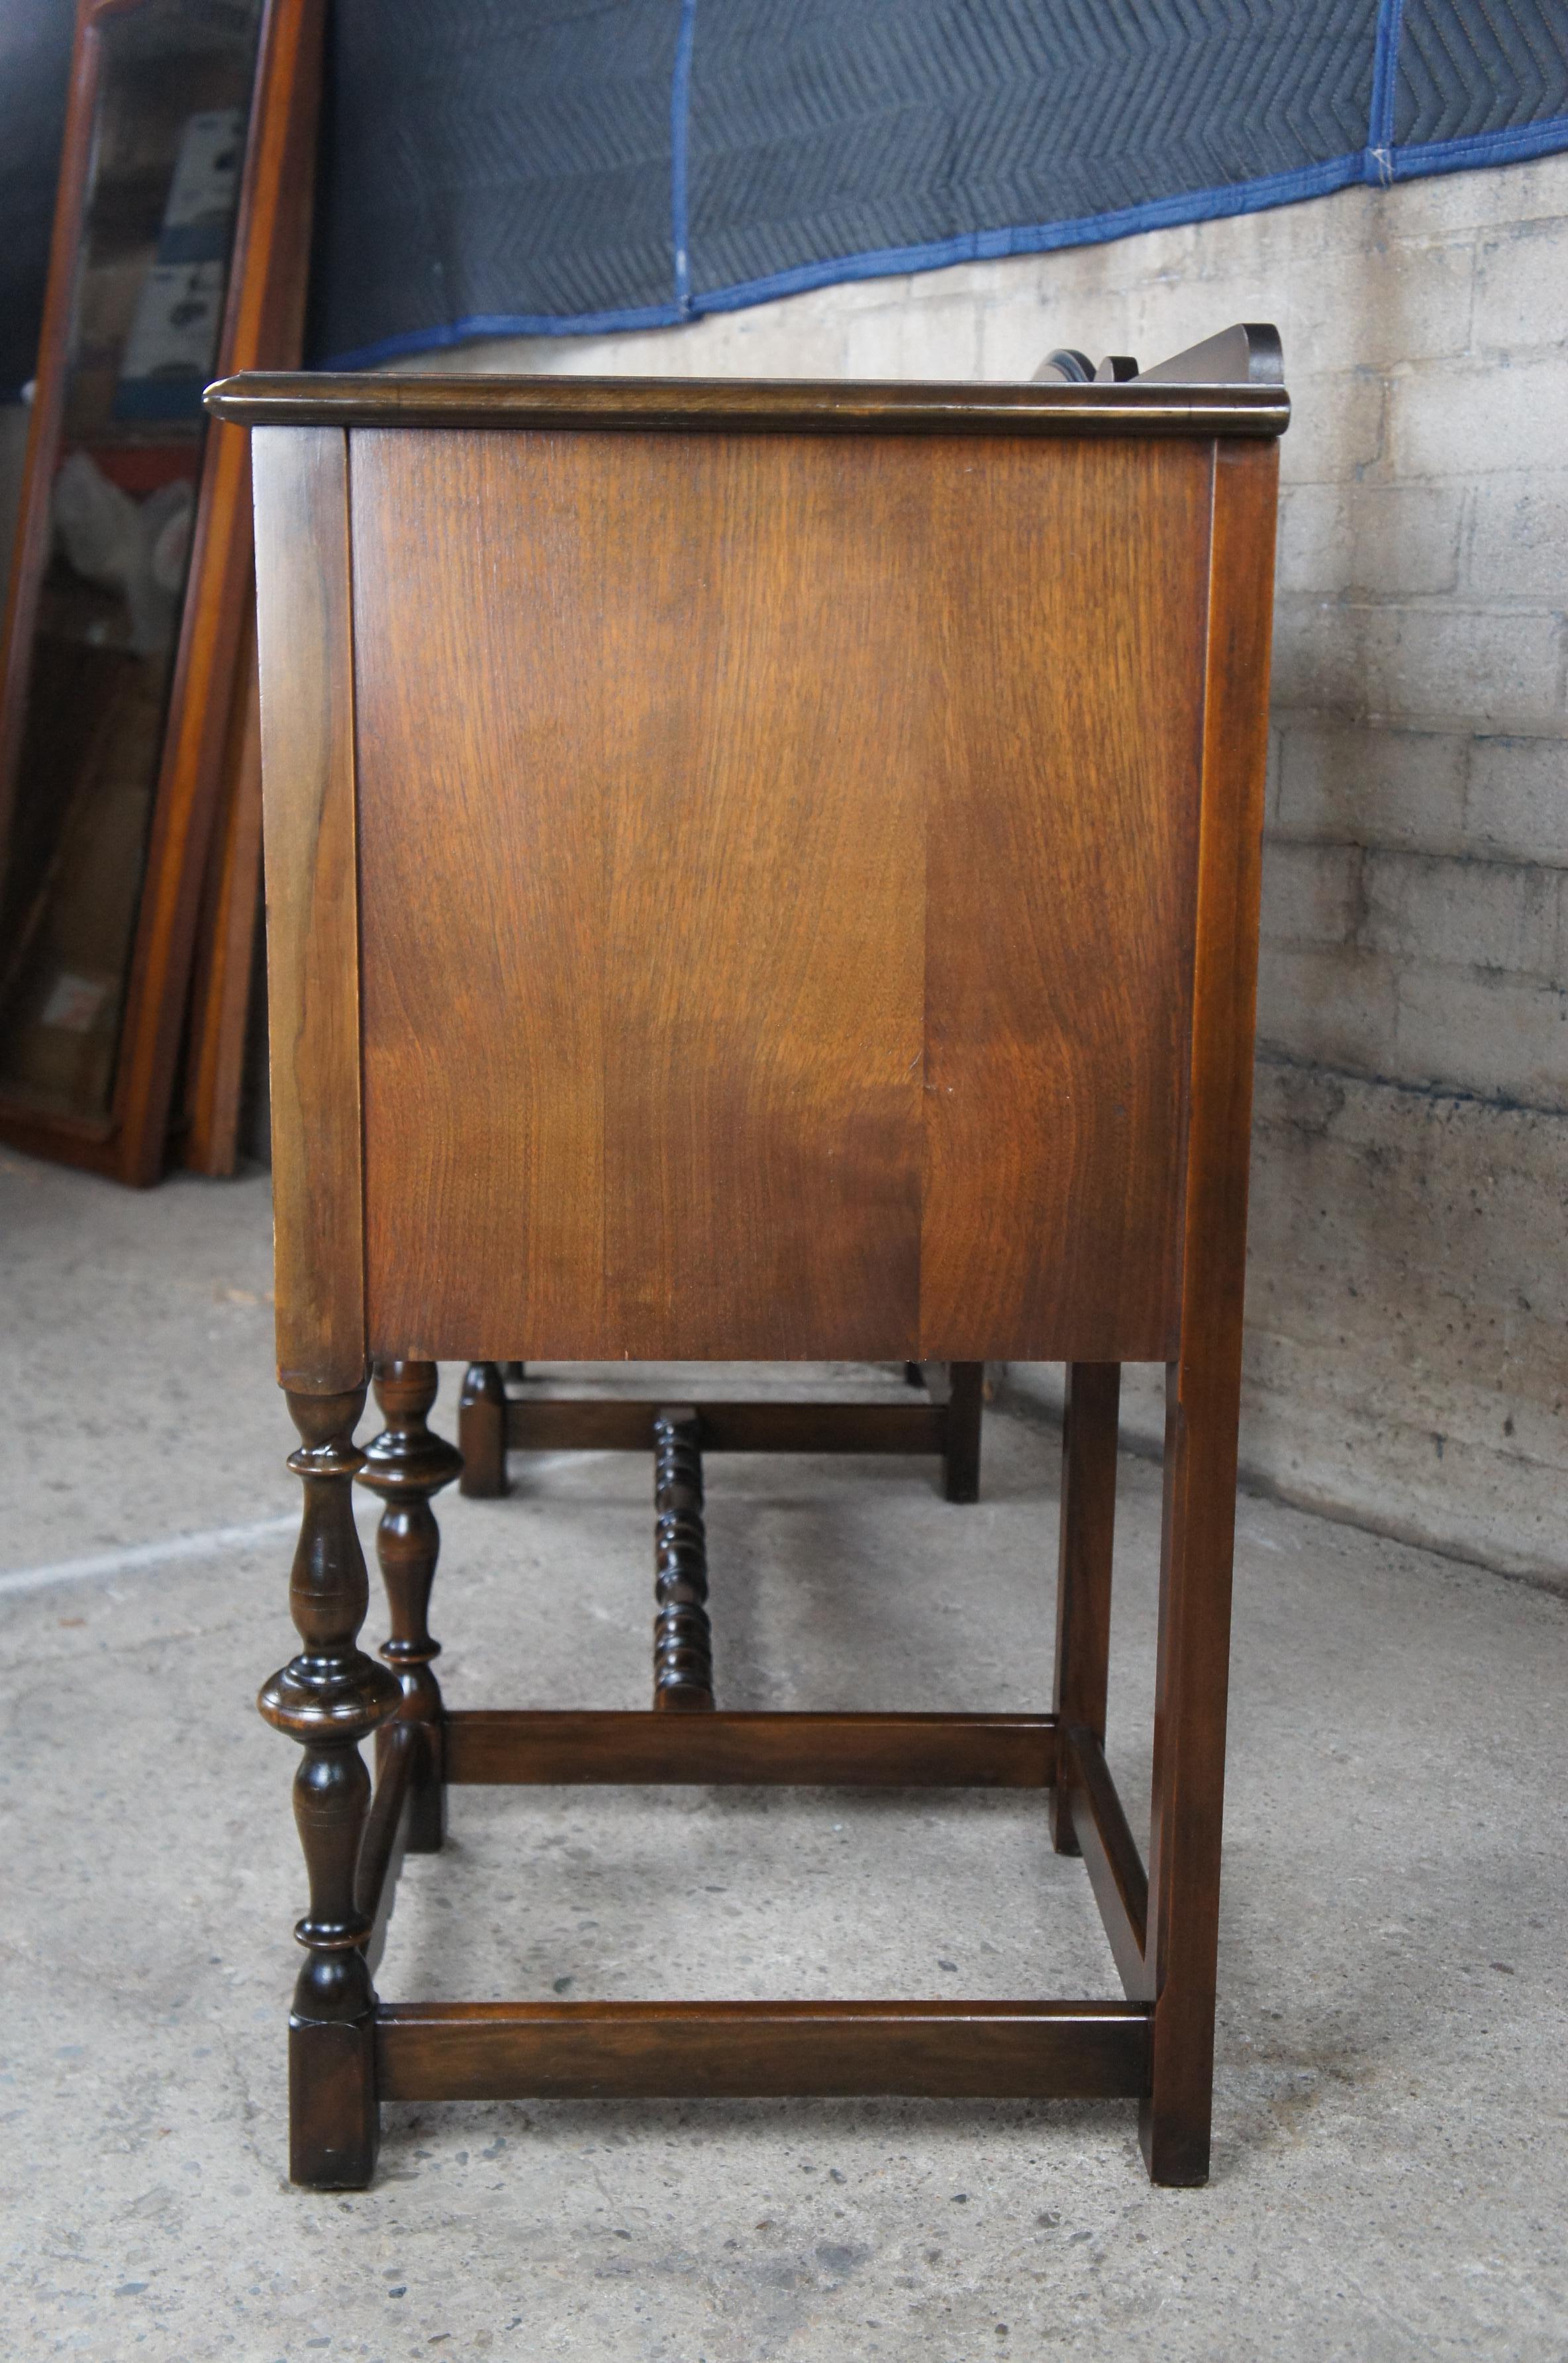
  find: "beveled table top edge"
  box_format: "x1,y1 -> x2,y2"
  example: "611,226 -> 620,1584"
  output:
205,370 -> 1290,438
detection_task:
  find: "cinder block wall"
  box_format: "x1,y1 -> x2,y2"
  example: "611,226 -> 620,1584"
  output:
414,154 -> 1568,1584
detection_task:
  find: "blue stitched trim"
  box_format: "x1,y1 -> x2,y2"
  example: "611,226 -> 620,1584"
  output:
1367,0 -> 1406,183
687,156 -> 1367,316
1389,112 -> 1568,178
671,0 -> 699,315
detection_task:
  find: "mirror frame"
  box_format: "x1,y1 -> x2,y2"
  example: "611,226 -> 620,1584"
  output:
0,0 -> 324,1183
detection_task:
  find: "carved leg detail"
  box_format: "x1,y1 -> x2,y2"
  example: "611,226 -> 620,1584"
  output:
259,1387 -> 399,2189
358,1361 -> 462,1853
458,1361 -> 509,1497
943,1362 -> 985,1504
652,1407 -> 713,1711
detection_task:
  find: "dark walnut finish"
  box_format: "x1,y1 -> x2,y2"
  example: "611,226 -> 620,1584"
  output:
238,328 -> 1285,2191
357,1360 -> 462,1851
455,1358 -> 975,1497
651,1408 -> 714,1711
257,1386 -> 399,2187
207,370 -> 1288,439
347,425 -> 1202,1363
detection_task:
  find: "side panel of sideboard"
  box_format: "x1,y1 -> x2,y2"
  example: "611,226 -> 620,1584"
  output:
348,427 -> 1212,1364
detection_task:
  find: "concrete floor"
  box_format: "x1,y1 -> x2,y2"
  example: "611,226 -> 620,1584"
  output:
1,1151 -> 1565,2362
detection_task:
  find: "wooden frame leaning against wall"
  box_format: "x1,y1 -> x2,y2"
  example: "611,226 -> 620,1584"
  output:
0,0 -> 324,1184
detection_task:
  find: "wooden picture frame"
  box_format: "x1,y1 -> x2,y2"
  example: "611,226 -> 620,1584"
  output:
0,0 -> 323,1184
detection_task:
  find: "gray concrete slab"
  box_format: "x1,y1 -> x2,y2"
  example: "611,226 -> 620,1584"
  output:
1,1151 -> 1565,2360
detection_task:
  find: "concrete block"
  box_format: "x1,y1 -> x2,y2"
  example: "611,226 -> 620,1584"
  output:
1255,944 -> 1398,1073
1379,149 -> 1568,238
1362,851 -> 1563,980
1273,721 -> 1469,850
1465,734 -> 1568,866
1288,235 -> 1474,375
1395,965 -> 1568,1109
1269,597 -> 1363,711
1466,470 -> 1568,601
1213,181 -> 1377,271
1390,358 -> 1568,481
1277,368 -> 1387,489
1349,483 -> 1464,597
1358,604 -> 1564,732
1474,217 -> 1568,354
1260,842 -> 1361,948
1276,485 -> 1353,597
976,295 -> 1061,383
708,299 -> 854,377
844,298 -> 979,379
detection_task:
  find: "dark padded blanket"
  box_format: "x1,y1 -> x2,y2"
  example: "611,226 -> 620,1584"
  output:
310,0 -> 1568,366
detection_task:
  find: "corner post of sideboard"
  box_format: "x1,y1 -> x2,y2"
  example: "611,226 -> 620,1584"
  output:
252,420 -> 382,2184
251,421 -> 367,1398
1142,435 -> 1279,2186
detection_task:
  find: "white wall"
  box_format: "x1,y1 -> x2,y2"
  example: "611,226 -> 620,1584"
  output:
403,154 -> 1568,1583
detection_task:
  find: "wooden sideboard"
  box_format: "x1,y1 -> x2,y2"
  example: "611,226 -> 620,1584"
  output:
211,327 -> 1286,2190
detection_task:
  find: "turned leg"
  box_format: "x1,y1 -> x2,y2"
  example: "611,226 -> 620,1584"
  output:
458,1360 -> 509,1497
942,1362 -> 985,1503
652,1406 -> 713,1710
1049,1362 -> 1121,1854
358,1360 -> 462,1853
258,1387 -> 399,2189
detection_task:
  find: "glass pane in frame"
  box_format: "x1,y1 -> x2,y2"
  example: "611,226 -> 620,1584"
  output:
0,0 -> 262,1124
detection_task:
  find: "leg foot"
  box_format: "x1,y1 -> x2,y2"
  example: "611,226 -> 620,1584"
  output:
458,1361 -> 509,1497
289,2001 -> 379,2187
942,1363 -> 984,1503
1139,2089 -> 1211,2187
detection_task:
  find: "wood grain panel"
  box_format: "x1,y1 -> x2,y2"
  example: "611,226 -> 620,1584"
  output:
503,1399 -> 946,1454
920,437 -> 1212,1359
352,429 -> 927,1360
443,1709 -> 1056,1787
377,1998 -> 1151,2103
597,434 -> 926,1356
352,428 -> 1210,1364
251,425 -> 364,1392
352,430 -> 611,1357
